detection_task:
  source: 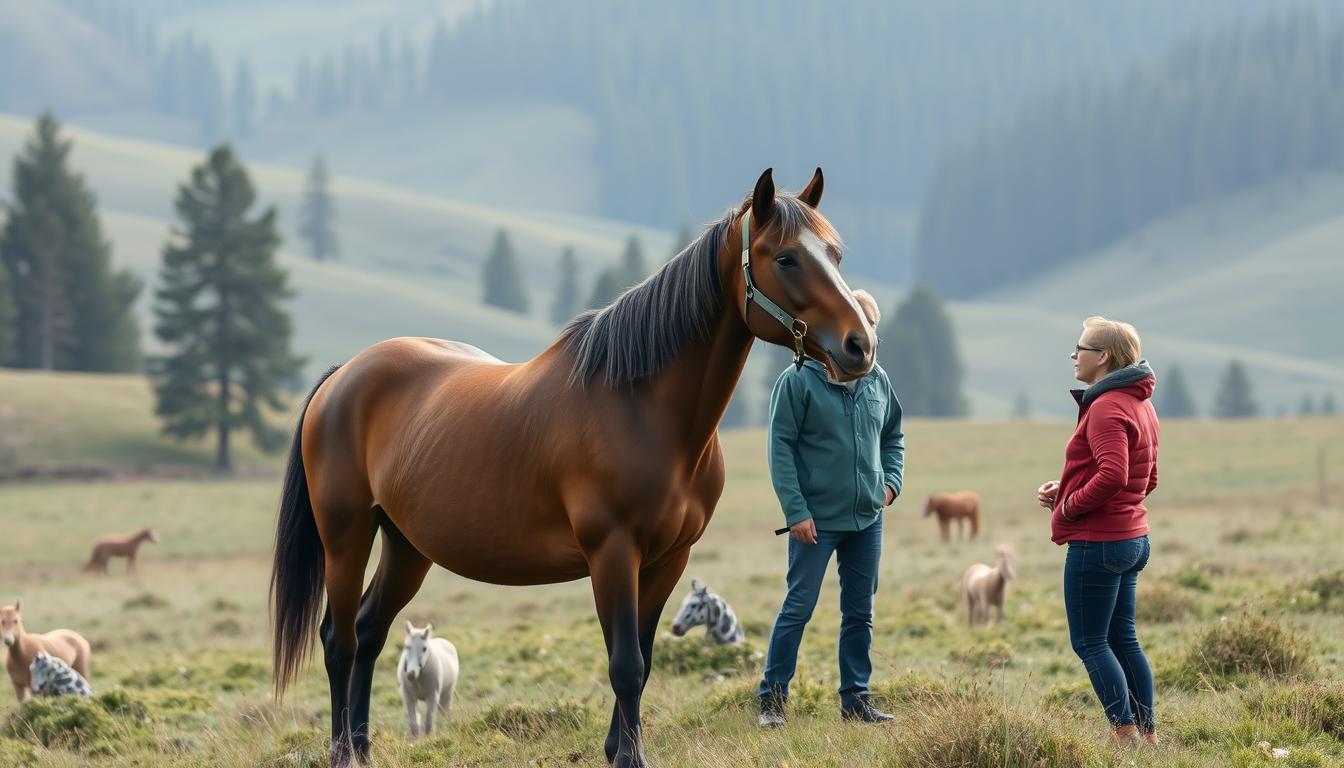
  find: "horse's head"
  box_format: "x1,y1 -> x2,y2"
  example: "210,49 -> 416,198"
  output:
733,168 -> 876,381
1,599 -> 22,647
996,545 -> 1017,581
143,527 -> 159,544
669,579 -> 712,637
401,620 -> 434,680
923,496 -> 934,517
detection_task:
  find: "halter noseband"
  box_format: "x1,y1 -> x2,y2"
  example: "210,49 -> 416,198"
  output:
740,208 -> 808,370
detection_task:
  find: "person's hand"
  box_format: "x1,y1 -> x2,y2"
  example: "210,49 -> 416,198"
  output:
884,485 -> 895,506
1037,480 -> 1060,510
790,518 -> 817,544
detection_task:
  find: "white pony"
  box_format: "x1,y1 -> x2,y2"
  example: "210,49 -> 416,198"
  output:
961,545 -> 1017,627
397,621 -> 459,739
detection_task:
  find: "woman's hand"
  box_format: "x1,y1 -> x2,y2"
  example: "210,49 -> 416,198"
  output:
790,518 -> 817,544
1037,480 -> 1060,510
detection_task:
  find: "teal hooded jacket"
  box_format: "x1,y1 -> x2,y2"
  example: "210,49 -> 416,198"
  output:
768,359 -> 904,531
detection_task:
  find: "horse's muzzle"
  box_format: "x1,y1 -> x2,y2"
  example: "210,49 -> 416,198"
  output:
670,624 -> 686,637
1,634 -> 14,647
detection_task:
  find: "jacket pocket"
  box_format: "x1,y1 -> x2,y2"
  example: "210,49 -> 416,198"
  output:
1101,538 -> 1144,574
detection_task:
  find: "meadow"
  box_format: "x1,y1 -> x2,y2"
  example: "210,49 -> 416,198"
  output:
1,417 -> 1342,767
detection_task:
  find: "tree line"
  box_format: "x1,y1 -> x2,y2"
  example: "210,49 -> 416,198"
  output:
0,114 -> 303,473
916,11 -> 1344,297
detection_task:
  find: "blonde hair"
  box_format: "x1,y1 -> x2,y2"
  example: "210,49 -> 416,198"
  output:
1083,316 -> 1141,371
853,289 -> 881,327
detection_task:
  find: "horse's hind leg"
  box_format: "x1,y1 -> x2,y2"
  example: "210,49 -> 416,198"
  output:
316,503 -> 377,768
349,513 -> 432,761
603,549 -> 690,763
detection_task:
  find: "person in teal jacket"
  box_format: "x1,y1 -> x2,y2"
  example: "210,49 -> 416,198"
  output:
757,289 -> 904,727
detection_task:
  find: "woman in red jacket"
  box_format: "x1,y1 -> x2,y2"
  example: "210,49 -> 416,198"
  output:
1036,316 -> 1159,746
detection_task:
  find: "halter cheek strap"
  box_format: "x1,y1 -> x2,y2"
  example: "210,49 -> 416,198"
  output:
740,209 -> 808,370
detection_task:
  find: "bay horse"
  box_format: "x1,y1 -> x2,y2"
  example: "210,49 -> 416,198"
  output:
270,168 -> 875,767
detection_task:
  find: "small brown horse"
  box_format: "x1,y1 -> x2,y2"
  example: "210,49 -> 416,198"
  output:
270,168 -> 874,767
83,527 -> 158,574
925,491 -> 981,542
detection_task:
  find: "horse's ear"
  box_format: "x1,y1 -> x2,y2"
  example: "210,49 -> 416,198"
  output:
692,579 -> 705,594
751,168 -> 775,226
404,619 -> 414,635
425,622 -> 433,636
13,598 -> 19,612
799,167 -> 824,208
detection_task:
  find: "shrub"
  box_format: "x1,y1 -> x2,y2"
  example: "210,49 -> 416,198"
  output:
477,700 -> 591,739
1137,581 -> 1199,623
889,694 -> 1093,767
2,689 -> 151,753
122,592 -> 171,610
1248,681 -> 1344,740
654,636 -> 762,677
951,639 -> 1014,669
1170,566 -> 1213,592
1175,613 -> 1314,687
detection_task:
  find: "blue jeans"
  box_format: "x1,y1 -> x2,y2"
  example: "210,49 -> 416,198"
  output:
1064,535 -> 1154,732
758,516 -> 882,698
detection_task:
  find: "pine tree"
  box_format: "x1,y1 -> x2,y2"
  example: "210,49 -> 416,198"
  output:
298,156 -> 339,261
152,145 -> 304,473
551,246 -> 580,325
1323,393 -> 1337,416
481,229 -> 529,314
0,113 -> 140,372
1212,360 -> 1258,419
233,58 -> 257,139
620,235 -> 647,288
1156,364 -> 1197,418
1012,390 -> 1031,419
0,247 -> 14,364
587,266 -> 624,310
1299,393 -> 1317,417
876,287 -> 965,417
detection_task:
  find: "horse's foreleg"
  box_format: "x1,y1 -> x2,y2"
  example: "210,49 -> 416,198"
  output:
603,549 -> 690,763
939,516 -> 949,543
589,535 -> 646,768
350,518 -> 432,761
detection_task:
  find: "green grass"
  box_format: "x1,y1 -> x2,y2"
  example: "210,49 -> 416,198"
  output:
1,420 -> 1342,765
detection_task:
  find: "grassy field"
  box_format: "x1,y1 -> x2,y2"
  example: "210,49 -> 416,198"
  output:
1,418 -> 1343,766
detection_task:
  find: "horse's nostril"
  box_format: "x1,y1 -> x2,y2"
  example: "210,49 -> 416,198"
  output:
843,332 -> 868,362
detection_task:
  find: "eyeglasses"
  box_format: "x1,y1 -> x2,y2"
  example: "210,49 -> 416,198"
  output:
1074,344 -> 1104,354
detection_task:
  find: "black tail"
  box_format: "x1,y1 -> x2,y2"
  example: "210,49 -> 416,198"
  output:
271,365 -> 341,697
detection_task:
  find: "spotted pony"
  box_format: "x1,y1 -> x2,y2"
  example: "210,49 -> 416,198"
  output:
669,579 -> 745,645
29,651 -> 93,698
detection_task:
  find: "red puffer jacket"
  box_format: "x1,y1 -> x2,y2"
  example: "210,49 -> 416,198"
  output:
1051,362 -> 1160,544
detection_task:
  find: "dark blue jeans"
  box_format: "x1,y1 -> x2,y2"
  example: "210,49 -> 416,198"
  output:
1064,535 -> 1154,732
758,516 -> 882,698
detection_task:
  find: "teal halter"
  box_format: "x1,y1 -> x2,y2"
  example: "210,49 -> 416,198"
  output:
740,209 -> 809,370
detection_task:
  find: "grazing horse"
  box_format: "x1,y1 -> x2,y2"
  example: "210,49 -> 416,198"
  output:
925,491 -> 981,542
270,168 -> 875,767
83,527 -> 158,574
961,544 -> 1017,627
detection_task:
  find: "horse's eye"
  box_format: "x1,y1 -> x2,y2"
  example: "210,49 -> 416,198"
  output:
774,251 -> 798,268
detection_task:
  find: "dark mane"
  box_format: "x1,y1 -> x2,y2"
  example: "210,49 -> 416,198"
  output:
559,194 -> 840,388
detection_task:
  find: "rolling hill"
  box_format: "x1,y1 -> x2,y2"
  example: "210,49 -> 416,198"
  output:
2,115 -> 1340,421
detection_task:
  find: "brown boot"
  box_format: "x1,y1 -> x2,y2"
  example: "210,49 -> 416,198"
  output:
1143,731 -> 1159,746
1112,724 -> 1141,746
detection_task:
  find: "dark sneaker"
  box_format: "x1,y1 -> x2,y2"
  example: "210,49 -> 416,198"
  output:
758,688 -> 787,728
840,693 -> 894,723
